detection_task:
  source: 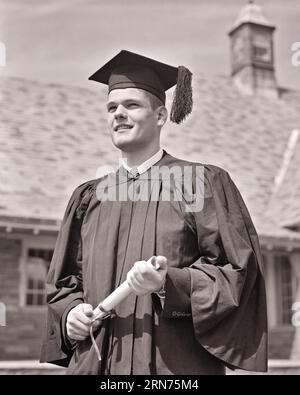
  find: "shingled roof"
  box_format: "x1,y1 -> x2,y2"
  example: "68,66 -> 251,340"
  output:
0,74 -> 300,245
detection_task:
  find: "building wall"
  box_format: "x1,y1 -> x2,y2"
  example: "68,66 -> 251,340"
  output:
269,327 -> 296,359
0,233 -> 299,361
0,234 -> 53,360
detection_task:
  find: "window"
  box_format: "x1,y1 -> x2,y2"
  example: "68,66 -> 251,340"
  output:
253,44 -> 272,63
25,248 -> 53,306
275,254 -> 294,325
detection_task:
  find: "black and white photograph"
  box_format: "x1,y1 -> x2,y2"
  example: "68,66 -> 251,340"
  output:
0,0 -> 300,377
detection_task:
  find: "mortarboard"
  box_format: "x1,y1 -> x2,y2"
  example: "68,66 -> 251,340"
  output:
88,50 -> 193,124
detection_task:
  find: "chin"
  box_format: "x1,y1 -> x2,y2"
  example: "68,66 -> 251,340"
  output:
112,137 -> 136,151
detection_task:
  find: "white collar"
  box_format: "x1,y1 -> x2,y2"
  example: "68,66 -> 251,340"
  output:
121,148 -> 163,175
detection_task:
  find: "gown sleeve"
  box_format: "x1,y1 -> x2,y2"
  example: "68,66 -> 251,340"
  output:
159,165 -> 268,372
40,180 -> 96,367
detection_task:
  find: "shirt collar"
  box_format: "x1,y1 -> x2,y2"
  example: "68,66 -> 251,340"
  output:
121,148 -> 164,176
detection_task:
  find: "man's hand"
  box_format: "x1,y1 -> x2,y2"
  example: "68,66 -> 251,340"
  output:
66,303 -> 101,341
127,256 -> 168,296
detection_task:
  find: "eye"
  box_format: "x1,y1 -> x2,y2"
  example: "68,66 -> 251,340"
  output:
127,102 -> 139,108
107,105 -> 117,113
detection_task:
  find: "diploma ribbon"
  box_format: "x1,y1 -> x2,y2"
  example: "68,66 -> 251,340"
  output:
90,305 -> 115,361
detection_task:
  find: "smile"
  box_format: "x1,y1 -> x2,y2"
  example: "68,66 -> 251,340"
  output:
114,124 -> 134,132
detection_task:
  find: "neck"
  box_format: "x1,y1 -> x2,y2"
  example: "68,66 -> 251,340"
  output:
121,145 -> 161,168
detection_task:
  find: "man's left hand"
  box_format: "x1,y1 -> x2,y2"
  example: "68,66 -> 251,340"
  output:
127,256 -> 168,296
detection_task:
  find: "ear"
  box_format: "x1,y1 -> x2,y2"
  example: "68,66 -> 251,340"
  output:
156,106 -> 168,127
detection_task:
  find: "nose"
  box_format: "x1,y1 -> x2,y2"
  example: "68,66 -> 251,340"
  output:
114,104 -> 127,121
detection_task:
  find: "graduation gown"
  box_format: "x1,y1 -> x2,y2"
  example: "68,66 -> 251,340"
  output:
40,151 -> 268,374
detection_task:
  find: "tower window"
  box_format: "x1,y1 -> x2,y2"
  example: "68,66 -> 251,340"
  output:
253,44 -> 271,63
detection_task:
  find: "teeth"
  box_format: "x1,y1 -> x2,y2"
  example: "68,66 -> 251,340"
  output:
116,125 -> 131,130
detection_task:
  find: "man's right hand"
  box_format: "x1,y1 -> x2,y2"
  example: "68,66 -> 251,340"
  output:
66,303 -> 100,341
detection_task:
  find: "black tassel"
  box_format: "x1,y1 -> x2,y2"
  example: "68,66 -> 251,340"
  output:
170,66 -> 193,124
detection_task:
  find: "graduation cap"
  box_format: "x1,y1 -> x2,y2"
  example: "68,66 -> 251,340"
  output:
88,50 -> 193,124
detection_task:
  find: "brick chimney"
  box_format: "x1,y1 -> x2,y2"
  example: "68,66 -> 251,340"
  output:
228,1 -> 278,98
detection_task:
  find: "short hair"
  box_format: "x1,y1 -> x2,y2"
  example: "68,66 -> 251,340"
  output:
147,91 -> 164,110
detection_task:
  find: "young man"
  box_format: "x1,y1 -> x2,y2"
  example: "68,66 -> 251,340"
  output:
40,50 -> 268,375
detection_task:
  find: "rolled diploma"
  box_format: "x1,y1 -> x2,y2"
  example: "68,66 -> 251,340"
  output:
92,255 -> 163,320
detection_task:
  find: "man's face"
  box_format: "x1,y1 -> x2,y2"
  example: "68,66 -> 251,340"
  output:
107,88 -> 160,152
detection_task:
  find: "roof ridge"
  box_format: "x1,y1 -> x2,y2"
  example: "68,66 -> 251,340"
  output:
2,74 -> 299,96
0,75 -> 99,94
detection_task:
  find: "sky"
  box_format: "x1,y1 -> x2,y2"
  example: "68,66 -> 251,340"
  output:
0,0 -> 299,90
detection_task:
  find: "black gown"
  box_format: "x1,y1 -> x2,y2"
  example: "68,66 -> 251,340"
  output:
40,151 -> 268,374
